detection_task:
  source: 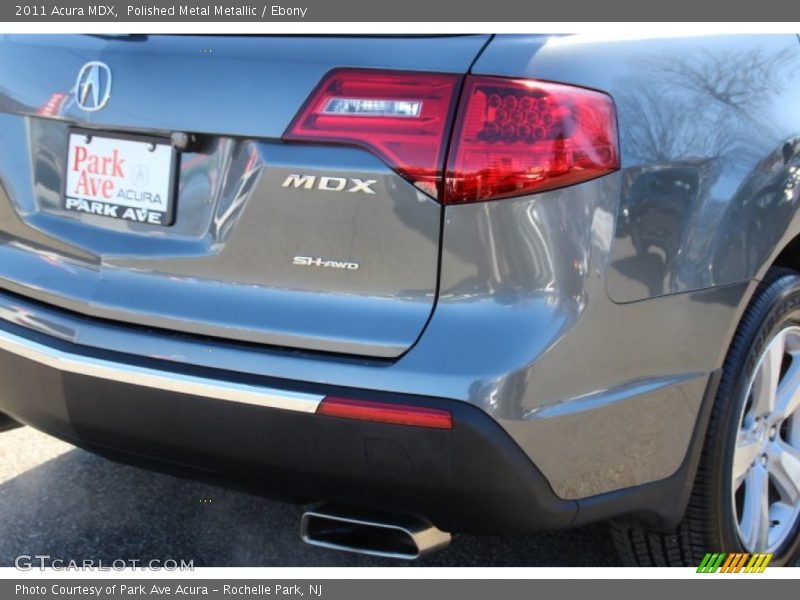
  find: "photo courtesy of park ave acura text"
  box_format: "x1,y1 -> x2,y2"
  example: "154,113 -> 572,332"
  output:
0,24 -> 799,574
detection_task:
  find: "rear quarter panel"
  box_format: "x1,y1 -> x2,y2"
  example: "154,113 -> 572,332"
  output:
474,33 -> 800,303
443,34 -> 800,499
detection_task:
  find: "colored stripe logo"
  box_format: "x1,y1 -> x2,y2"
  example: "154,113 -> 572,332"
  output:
697,553 -> 772,573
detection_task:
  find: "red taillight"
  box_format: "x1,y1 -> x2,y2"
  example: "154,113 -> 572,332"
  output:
317,397 -> 453,429
285,70 -> 619,204
284,68 -> 462,198
444,76 -> 619,204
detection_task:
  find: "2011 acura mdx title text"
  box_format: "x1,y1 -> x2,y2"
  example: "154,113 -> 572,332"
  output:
0,33 -> 799,566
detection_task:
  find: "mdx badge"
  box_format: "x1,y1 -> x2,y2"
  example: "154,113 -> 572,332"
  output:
75,61 -> 112,112
282,174 -> 377,194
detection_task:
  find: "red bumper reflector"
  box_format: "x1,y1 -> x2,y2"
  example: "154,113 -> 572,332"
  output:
317,397 -> 453,429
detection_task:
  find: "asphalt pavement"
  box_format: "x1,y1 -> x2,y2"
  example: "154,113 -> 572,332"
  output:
0,426 -> 620,567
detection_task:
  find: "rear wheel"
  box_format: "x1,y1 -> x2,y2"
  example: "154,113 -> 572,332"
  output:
612,268 -> 800,566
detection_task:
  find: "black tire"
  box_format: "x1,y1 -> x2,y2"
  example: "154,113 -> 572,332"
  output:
611,267 -> 800,566
0,412 -> 21,433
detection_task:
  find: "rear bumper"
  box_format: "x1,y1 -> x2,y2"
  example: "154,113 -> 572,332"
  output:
0,316 -> 582,534
0,274 -> 733,535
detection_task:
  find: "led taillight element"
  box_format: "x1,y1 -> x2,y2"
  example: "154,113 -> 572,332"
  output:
445,76 -> 619,204
285,70 -> 619,204
317,397 -> 453,429
284,69 -> 462,197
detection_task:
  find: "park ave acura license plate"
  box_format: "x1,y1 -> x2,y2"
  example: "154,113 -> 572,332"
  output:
64,131 -> 176,226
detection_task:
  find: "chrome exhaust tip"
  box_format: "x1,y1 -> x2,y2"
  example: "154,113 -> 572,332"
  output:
300,504 -> 451,560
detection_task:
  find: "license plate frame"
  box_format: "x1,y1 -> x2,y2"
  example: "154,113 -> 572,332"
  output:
63,128 -> 178,227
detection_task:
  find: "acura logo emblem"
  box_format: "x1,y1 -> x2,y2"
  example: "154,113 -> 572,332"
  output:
75,61 -> 112,112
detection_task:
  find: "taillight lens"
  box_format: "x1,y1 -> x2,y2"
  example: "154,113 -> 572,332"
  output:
317,397 -> 453,429
445,76 -> 619,204
285,71 -> 619,204
284,68 -> 462,197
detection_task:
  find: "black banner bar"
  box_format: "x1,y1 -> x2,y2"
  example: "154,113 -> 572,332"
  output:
2,0 -> 799,22
2,579 -> 794,600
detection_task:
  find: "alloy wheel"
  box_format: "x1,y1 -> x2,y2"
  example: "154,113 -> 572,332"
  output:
732,326 -> 800,553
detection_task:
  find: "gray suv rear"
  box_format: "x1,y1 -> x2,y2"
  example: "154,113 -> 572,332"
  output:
0,33 -> 799,565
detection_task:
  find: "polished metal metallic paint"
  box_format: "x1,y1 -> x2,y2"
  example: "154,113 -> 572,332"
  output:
1,34 -> 799,500
0,117 -> 442,357
473,34 -> 800,302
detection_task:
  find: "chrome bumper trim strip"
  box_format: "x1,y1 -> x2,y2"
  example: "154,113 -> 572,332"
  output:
0,327 -> 324,413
